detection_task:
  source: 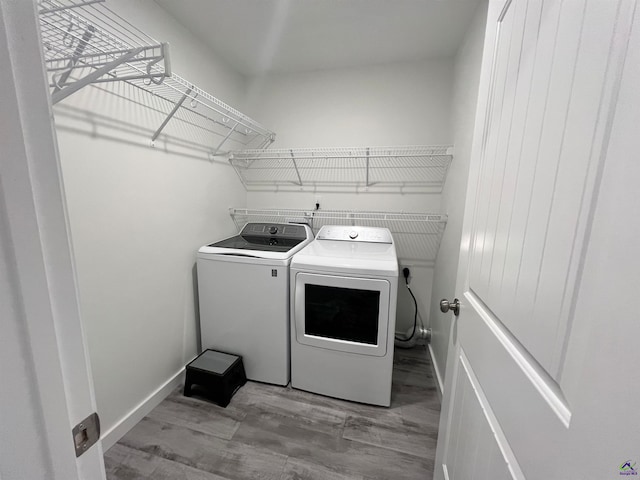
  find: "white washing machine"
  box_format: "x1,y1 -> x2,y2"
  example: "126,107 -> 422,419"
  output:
290,225 -> 399,406
197,222 -> 313,386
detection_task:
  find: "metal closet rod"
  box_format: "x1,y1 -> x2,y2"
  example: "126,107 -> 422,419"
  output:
232,153 -> 451,160
229,208 -> 448,223
39,0 -> 106,15
231,146 -> 453,160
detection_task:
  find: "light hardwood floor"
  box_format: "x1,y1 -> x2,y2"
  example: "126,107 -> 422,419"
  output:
105,346 -> 440,480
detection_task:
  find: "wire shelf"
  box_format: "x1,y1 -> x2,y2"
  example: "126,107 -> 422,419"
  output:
229,208 -> 448,264
229,145 -> 453,193
38,0 -> 275,152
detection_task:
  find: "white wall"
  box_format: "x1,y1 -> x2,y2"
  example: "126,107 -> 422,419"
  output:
429,1 -> 488,390
244,60 -> 454,332
246,60 -> 453,147
54,0 -> 252,443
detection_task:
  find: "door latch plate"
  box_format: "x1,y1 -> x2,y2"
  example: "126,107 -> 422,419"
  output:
72,412 -> 100,457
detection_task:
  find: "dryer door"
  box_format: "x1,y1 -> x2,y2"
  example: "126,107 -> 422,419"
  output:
293,272 -> 390,357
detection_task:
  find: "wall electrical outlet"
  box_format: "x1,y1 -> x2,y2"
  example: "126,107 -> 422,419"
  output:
400,265 -> 412,283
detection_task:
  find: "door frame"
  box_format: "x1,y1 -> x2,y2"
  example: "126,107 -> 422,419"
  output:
0,0 -> 105,478
433,0 -> 503,472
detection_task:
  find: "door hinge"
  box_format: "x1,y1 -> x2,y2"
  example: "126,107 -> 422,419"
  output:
72,412 -> 100,457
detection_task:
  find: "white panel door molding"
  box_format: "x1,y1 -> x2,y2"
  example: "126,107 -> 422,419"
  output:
435,0 -> 640,478
0,1 -> 105,478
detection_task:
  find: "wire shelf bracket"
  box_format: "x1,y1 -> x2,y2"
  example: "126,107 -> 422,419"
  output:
151,86 -> 192,144
229,145 -> 454,193
40,1 -> 171,105
52,45 -> 149,104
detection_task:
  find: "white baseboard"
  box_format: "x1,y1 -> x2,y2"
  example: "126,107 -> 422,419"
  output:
101,368 -> 185,451
428,343 -> 444,400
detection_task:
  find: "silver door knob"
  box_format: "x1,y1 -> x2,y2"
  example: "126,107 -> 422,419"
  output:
440,298 -> 460,316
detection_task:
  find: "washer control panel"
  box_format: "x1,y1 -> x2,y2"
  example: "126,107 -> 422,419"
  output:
240,223 -> 309,239
316,225 -> 393,244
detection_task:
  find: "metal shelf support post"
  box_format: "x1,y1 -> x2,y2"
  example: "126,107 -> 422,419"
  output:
151,86 -> 193,143
290,150 -> 303,186
211,121 -> 239,156
365,147 -> 370,187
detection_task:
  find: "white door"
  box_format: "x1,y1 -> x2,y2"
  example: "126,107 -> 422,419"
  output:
0,1 -> 105,478
434,0 -> 640,479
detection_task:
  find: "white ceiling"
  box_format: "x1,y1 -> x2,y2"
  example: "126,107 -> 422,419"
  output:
154,0 -> 483,76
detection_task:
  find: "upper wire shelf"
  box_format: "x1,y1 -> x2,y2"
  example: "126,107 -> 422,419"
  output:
229,208 -> 448,264
38,0 -> 275,153
229,145 -> 453,193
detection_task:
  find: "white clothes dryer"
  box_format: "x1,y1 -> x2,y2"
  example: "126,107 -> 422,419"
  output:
290,225 -> 399,406
197,223 -> 313,386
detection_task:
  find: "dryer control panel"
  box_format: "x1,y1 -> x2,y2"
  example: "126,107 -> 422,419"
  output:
316,225 -> 393,244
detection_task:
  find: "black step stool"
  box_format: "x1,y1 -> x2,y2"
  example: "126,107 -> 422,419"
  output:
183,349 -> 246,407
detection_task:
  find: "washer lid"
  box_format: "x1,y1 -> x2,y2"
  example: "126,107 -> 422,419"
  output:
208,234 -> 303,253
199,223 -> 313,260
